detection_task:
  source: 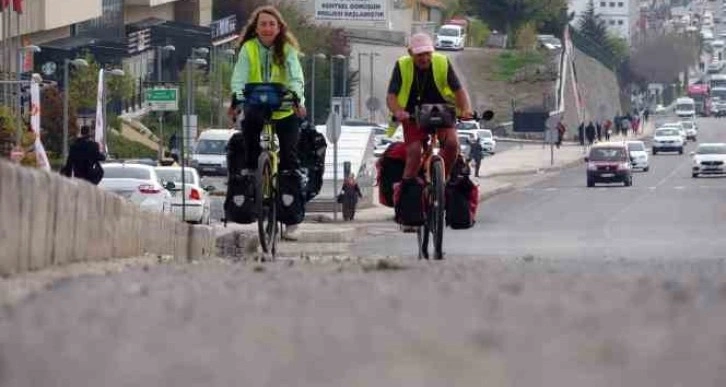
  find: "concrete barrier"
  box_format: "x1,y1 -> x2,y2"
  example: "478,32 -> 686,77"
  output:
0,159 -> 213,276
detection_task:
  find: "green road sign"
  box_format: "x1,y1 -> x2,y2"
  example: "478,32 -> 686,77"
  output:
146,87 -> 179,111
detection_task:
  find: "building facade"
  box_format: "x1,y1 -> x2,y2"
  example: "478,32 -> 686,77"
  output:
569,0 -> 641,45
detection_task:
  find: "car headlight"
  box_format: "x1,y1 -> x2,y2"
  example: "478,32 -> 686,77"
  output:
587,163 -> 597,171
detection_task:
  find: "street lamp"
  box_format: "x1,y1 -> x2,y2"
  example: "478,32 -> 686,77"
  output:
102,68 -> 125,154
358,52 -> 381,121
181,55 -> 208,233
152,45 -> 175,161
15,45 -> 41,146
330,54 -> 346,102
212,48 -> 235,127
62,58 -> 89,162
310,53 -> 326,125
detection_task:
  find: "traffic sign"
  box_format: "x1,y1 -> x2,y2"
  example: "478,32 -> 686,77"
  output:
326,112 -> 341,144
365,96 -> 381,112
146,87 -> 179,111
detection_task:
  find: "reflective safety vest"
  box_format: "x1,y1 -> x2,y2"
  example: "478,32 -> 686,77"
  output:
387,53 -> 456,136
243,39 -> 293,120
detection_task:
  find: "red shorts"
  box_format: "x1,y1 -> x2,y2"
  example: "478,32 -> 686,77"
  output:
402,119 -> 455,144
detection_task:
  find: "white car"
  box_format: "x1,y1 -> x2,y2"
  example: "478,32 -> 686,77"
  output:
652,127 -> 685,155
99,163 -> 173,214
476,129 -> 497,153
456,120 -> 480,131
654,104 -> 666,114
155,166 -> 213,224
626,140 -> 650,171
681,120 -> 698,141
660,122 -> 688,143
691,143 -> 726,177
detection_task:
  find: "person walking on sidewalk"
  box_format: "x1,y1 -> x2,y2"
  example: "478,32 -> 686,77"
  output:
585,121 -> 596,145
596,121 -> 602,142
339,173 -> 362,221
556,120 -> 566,149
60,125 -> 106,185
469,138 -> 484,176
578,122 -> 585,146
603,119 -> 612,141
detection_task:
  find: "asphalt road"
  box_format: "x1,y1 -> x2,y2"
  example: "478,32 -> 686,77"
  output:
352,116 -> 726,264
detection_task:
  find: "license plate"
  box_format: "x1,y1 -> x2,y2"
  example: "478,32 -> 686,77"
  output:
202,167 -> 216,172
704,167 -> 720,171
600,173 -> 614,178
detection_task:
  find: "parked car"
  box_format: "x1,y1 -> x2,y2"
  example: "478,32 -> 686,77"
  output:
155,166 -> 213,224
99,163 -> 172,214
691,143 -> 726,177
585,142 -> 633,187
626,140 -> 650,171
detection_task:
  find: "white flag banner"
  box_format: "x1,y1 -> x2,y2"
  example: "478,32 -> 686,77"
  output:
30,81 -> 50,170
94,69 -> 106,153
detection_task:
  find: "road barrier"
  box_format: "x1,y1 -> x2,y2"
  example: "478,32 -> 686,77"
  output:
0,160 -> 215,275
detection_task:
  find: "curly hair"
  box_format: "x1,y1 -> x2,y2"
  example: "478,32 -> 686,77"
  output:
238,5 -> 300,68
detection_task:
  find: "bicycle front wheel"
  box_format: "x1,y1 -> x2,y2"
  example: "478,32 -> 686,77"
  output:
430,157 -> 445,260
256,152 -> 278,256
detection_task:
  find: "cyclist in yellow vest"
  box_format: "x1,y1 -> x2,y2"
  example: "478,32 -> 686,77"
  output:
386,32 -> 473,180
230,5 -> 306,171
230,5 -> 306,239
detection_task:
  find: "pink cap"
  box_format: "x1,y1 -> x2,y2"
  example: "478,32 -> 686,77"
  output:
409,33 -> 434,55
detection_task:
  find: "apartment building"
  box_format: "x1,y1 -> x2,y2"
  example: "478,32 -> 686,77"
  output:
0,0 -> 212,83
569,0 -> 641,45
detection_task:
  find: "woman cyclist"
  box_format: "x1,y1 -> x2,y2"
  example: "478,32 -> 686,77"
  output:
229,5 -> 306,239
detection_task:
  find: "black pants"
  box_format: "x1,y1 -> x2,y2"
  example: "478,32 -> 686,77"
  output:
242,109 -> 300,171
472,158 -> 482,177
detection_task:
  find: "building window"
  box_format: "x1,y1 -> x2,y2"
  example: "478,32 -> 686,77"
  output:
618,2 -> 623,6
74,0 -> 124,41
618,20 -> 623,25
609,2 -> 615,6
600,1 -> 606,6
609,20 -> 615,25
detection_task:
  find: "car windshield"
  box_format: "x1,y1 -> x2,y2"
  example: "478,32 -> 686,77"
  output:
696,145 -> 726,154
676,103 -> 693,111
589,147 -> 626,161
478,130 -> 493,138
155,169 -> 197,184
627,143 -> 645,151
104,166 -> 151,180
458,136 -> 471,144
656,129 -> 678,136
438,27 -> 459,36
195,140 -> 227,155
456,122 -> 478,130
681,122 -> 694,129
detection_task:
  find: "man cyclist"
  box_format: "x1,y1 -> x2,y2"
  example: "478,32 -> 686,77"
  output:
229,5 -> 306,239
386,32 -> 473,182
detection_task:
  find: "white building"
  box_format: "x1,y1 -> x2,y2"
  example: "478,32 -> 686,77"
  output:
569,0 -> 640,45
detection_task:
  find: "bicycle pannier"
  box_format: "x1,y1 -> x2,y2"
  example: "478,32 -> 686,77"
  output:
224,174 -> 258,224
445,175 -> 478,229
393,177 -> 426,226
277,169 -> 306,225
297,120 -> 327,202
376,141 -> 406,207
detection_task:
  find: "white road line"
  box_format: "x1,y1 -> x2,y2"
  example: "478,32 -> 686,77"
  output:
674,186 -> 685,190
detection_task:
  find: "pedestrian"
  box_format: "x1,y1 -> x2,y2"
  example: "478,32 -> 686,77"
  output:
338,173 -> 363,221
60,125 -> 106,185
578,122 -> 585,146
604,119 -> 612,141
585,121 -> 596,145
596,121 -> 602,142
556,120 -> 566,149
469,138 -> 484,176
622,117 -> 631,137
643,108 -> 650,122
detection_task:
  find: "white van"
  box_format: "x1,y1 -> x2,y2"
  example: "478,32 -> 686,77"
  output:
191,128 -> 237,176
674,97 -> 696,119
435,24 -> 466,50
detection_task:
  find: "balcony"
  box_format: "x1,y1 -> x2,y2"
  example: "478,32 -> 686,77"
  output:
0,0 -> 101,38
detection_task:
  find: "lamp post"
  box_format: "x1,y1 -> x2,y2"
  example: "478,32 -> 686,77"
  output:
329,54 -> 345,221
154,45 -> 175,161
15,45 -> 41,146
102,68 -> 125,155
368,52 -> 381,122
182,52 -> 208,230
311,53 -> 326,125
214,48 -> 235,127
62,58 -> 89,162
357,52 -> 380,121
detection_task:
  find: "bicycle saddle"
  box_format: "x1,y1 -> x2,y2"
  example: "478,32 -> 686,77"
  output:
416,104 -> 456,132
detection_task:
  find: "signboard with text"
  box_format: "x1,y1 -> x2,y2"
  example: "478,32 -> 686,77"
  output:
315,0 -> 386,22
146,87 -> 179,112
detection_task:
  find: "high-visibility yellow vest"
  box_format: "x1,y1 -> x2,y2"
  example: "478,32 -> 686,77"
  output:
386,53 -> 456,136
243,40 -> 293,120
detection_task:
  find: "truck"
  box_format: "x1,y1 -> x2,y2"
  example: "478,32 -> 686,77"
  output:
708,73 -> 726,89
687,83 -> 711,116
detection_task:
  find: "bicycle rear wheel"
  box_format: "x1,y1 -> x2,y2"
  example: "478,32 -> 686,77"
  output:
430,157 -> 445,260
256,152 -> 278,256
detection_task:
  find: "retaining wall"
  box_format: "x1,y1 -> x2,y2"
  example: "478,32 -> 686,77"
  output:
0,160 -> 215,276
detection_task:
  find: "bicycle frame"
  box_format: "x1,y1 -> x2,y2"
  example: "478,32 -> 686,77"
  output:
260,120 -> 279,192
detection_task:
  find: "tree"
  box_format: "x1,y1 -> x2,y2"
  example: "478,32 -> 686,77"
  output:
628,32 -> 700,85
465,0 -> 568,44
69,54 -> 136,110
40,85 -> 78,159
577,0 -> 610,49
